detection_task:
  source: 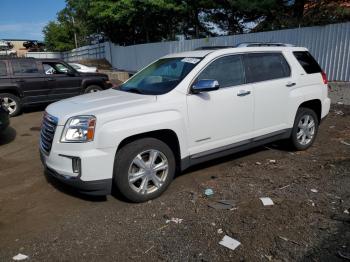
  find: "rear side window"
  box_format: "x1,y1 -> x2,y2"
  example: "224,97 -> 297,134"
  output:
197,55 -> 245,88
0,61 -> 7,76
11,60 -> 39,75
293,51 -> 322,74
243,53 -> 291,83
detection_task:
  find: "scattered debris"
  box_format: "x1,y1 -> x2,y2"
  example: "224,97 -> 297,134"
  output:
204,188 -> 214,196
217,228 -> 223,234
344,209 -> 349,215
279,236 -> 288,241
219,235 -> 241,251
264,255 -> 273,261
335,110 -> 344,116
337,251 -> 350,260
12,254 -> 28,261
29,126 -> 41,131
279,184 -> 290,190
269,159 -> 276,164
144,246 -> 155,254
208,200 -> 235,210
308,200 -> 315,207
255,161 -> 262,165
311,189 -> 318,193
190,191 -> 198,204
260,197 -> 274,206
166,218 -> 183,224
337,101 -> 344,105
340,140 -> 350,146
329,125 -> 336,129
210,175 -> 218,179
278,236 -> 301,246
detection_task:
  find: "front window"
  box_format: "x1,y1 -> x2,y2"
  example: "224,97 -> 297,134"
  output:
117,57 -> 202,95
43,62 -> 75,75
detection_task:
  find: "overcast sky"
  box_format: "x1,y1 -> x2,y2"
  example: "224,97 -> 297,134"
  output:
0,0 -> 65,41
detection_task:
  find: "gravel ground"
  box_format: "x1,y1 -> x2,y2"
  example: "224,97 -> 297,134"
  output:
329,82 -> 350,105
0,94 -> 349,261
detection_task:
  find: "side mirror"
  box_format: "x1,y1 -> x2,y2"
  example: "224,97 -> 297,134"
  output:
191,79 -> 219,94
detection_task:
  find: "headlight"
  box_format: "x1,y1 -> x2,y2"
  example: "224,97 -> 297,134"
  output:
61,116 -> 96,143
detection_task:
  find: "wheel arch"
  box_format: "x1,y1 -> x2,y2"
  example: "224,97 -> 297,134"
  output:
0,87 -> 22,98
116,129 -> 182,172
298,99 -> 322,123
82,79 -> 104,90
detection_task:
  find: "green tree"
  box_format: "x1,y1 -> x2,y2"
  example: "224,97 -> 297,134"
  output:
43,21 -> 75,52
44,0 -> 350,49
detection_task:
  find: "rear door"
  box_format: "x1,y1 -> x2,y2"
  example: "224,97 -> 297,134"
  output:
243,52 -> 293,137
10,59 -> 49,104
43,61 -> 83,101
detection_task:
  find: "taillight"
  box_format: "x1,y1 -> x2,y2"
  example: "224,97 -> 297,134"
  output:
321,71 -> 328,85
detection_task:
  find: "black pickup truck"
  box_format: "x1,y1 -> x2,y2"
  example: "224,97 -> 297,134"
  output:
0,58 -> 112,116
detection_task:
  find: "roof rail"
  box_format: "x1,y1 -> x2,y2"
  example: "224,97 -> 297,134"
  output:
236,42 -> 295,47
194,46 -> 234,50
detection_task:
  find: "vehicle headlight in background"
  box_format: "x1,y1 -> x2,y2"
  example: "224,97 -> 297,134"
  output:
61,116 -> 96,143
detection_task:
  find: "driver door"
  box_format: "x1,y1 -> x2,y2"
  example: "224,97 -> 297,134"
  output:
43,62 -> 82,101
187,54 -> 254,155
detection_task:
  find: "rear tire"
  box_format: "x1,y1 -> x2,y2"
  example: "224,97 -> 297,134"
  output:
113,138 -> 176,202
1,93 -> 21,117
84,85 -> 103,93
290,107 -> 319,150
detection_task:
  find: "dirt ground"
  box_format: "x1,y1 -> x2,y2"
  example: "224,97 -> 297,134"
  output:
0,104 -> 349,262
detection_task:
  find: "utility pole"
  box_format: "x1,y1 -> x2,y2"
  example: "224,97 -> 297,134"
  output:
72,16 -> 78,49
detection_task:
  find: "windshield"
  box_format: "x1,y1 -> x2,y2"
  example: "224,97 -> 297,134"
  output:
117,57 -> 202,95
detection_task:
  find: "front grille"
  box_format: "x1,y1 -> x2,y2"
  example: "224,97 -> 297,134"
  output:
40,113 -> 58,155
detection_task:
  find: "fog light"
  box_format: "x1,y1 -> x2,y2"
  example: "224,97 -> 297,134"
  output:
72,157 -> 81,174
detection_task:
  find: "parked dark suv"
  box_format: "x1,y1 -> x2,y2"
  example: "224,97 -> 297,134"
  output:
0,58 -> 112,116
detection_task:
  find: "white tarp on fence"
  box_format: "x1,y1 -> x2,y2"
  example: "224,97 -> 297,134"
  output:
107,22 -> 350,81
27,22 -> 350,81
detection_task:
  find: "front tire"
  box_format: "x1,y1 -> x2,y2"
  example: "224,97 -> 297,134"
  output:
1,93 -> 21,117
290,107 -> 319,150
113,138 -> 176,202
84,85 -> 103,93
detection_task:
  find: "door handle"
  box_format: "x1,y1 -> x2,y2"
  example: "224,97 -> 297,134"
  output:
286,82 -> 296,87
237,90 -> 251,97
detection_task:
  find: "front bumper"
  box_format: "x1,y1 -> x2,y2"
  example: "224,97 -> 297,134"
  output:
40,149 -> 113,196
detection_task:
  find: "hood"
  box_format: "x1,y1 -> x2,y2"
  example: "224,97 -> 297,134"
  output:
46,89 -> 157,125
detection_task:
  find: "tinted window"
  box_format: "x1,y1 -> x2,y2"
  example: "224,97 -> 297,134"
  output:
244,53 -> 291,83
42,62 -> 70,74
293,51 -> 322,74
197,55 -> 245,88
0,61 -> 7,76
12,60 -> 39,75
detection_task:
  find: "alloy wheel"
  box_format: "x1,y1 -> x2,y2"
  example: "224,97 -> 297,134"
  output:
296,114 -> 316,146
2,97 -> 17,115
128,149 -> 169,195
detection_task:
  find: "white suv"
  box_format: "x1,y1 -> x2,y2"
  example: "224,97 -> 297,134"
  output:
40,46 -> 331,202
